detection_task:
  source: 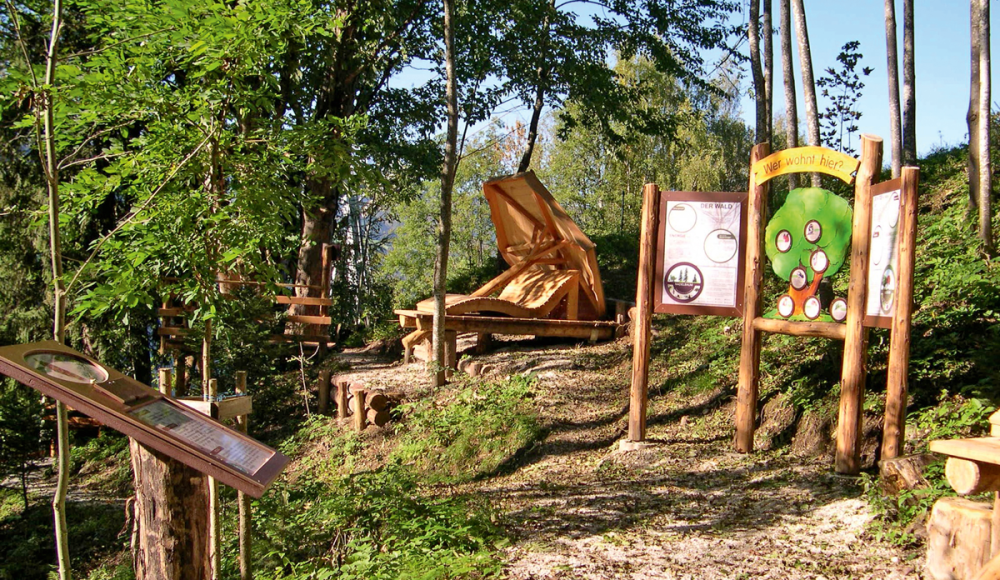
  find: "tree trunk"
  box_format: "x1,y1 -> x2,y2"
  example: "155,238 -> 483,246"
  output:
902,0 -> 916,164
779,0 -> 799,189
885,0 -> 903,178
516,0 -> 555,174
41,0 -> 71,576
977,0 -> 993,253
129,440 -> 211,580
748,0 -> 768,145
292,177 -> 336,319
763,0 -> 774,147
791,0 -> 820,186
433,0 -> 460,387
969,0 -> 982,219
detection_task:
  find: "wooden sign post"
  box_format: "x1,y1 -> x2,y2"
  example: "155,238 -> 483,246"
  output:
630,135 -> 920,475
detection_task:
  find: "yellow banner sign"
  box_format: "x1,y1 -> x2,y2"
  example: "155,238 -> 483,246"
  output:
752,146 -> 860,186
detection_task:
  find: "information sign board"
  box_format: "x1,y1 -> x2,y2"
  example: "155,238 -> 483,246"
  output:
864,178 -> 904,329
0,341 -> 286,497
653,191 -> 748,317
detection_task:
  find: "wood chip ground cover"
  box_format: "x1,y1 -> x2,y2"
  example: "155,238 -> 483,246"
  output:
341,335 -> 923,580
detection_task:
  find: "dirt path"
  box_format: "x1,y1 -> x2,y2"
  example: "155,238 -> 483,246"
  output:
337,335 -> 924,580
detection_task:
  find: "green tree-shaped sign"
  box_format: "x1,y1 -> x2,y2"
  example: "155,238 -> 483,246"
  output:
764,188 -> 853,320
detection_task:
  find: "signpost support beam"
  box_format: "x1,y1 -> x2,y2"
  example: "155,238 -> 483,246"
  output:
836,134 -> 883,474
735,143 -> 771,453
131,368 -> 210,580
207,378 -> 220,580
628,183 -> 660,441
881,166 -> 920,460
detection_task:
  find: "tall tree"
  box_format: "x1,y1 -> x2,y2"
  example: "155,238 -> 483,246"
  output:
976,0 -> 992,253
763,0 -> 774,147
885,0 -> 902,178
902,0 -> 916,164
432,0 -> 460,386
790,0 -> 820,186
779,0 -> 798,189
969,0 -> 982,217
748,0 -> 768,144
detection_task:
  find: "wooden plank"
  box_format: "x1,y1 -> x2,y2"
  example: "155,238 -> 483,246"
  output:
273,296 -> 333,306
836,134 -> 883,474
882,166 -> 921,460
286,315 -> 333,325
484,184 -> 513,266
628,183 -> 660,442
158,307 -> 193,317
158,327 -> 190,336
932,438 -> 1000,465
735,143 -> 770,453
470,240 -> 569,298
409,314 -> 616,339
752,317 -> 846,340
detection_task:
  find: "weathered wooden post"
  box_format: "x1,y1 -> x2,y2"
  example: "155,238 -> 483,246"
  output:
336,380 -> 348,420
207,377 -> 220,580
352,386 -> 367,431
734,142 -> 770,452
131,367 -> 211,580
836,135 -> 883,474
627,183 -> 660,442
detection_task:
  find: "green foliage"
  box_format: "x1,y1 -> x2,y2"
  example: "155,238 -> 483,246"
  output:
0,379 -> 44,508
764,187 -> 853,282
391,374 -> 543,483
908,394 -> 994,450
248,466 -> 503,580
861,462 -> 953,547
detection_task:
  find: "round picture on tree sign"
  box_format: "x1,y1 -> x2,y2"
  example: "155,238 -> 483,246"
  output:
880,267 -> 896,314
664,263 -> 704,303
804,220 -> 822,243
803,296 -> 822,320
810,249 -> 829,274
24,351 -> 109,384
777,295 -> 795,318
830,297 -> 848,322
667,203 -> 697,233
704,229 -> 739,263
790,267 -> 808,291
775,230 -> 792,253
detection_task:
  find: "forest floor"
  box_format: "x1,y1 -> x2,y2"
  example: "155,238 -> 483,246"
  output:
335,333 -> 925,580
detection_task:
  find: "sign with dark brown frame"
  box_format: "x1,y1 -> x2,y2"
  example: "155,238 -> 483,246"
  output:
0,341 -> 287,497
653,191 -> 749,317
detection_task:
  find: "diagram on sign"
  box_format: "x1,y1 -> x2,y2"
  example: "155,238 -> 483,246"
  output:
659,199 -> 743,310
764,187 -> 853,321
866,187 -> 902,321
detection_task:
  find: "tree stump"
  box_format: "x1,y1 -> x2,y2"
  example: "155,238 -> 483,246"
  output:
926,497 -> 992,580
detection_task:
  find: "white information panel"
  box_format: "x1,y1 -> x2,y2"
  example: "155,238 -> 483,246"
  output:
655,194 -> 746,316
130,399 -> 273,476
865,187 -> 902,326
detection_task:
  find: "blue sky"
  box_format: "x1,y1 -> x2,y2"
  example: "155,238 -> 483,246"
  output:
754,1 -> 993,161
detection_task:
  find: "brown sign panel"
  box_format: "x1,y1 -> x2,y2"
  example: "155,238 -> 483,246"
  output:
654,191 -> 749,317
0,341 -> 287,497
864,178 -> 904,329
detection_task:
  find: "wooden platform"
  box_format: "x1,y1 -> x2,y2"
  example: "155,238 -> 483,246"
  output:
396,309 -> 621,341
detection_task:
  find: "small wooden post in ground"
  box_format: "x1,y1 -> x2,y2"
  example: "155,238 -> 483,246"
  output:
317,370 -> 331,415
627,183 -> 660,442
352,386 -> 367,431
336,380 -> 348,420
836,134 -> 883,474
734,142 -> 770,453
235,371 -> 252,580
130,367 -> 211,580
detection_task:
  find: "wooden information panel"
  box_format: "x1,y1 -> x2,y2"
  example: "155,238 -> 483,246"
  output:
0,341 -> 287,497
864,177 -> 904,329
653,191 -> 748,317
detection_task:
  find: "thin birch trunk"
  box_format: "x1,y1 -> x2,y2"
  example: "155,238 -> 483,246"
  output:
902,0 -> 916,164
748,0 -> 768,144
978,0 -> 993,253
885,0 -> 903,178
791,0 -> 820,186
969,0 -> 982,219
779,0 -> 798,189
763,0 -> 774,147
